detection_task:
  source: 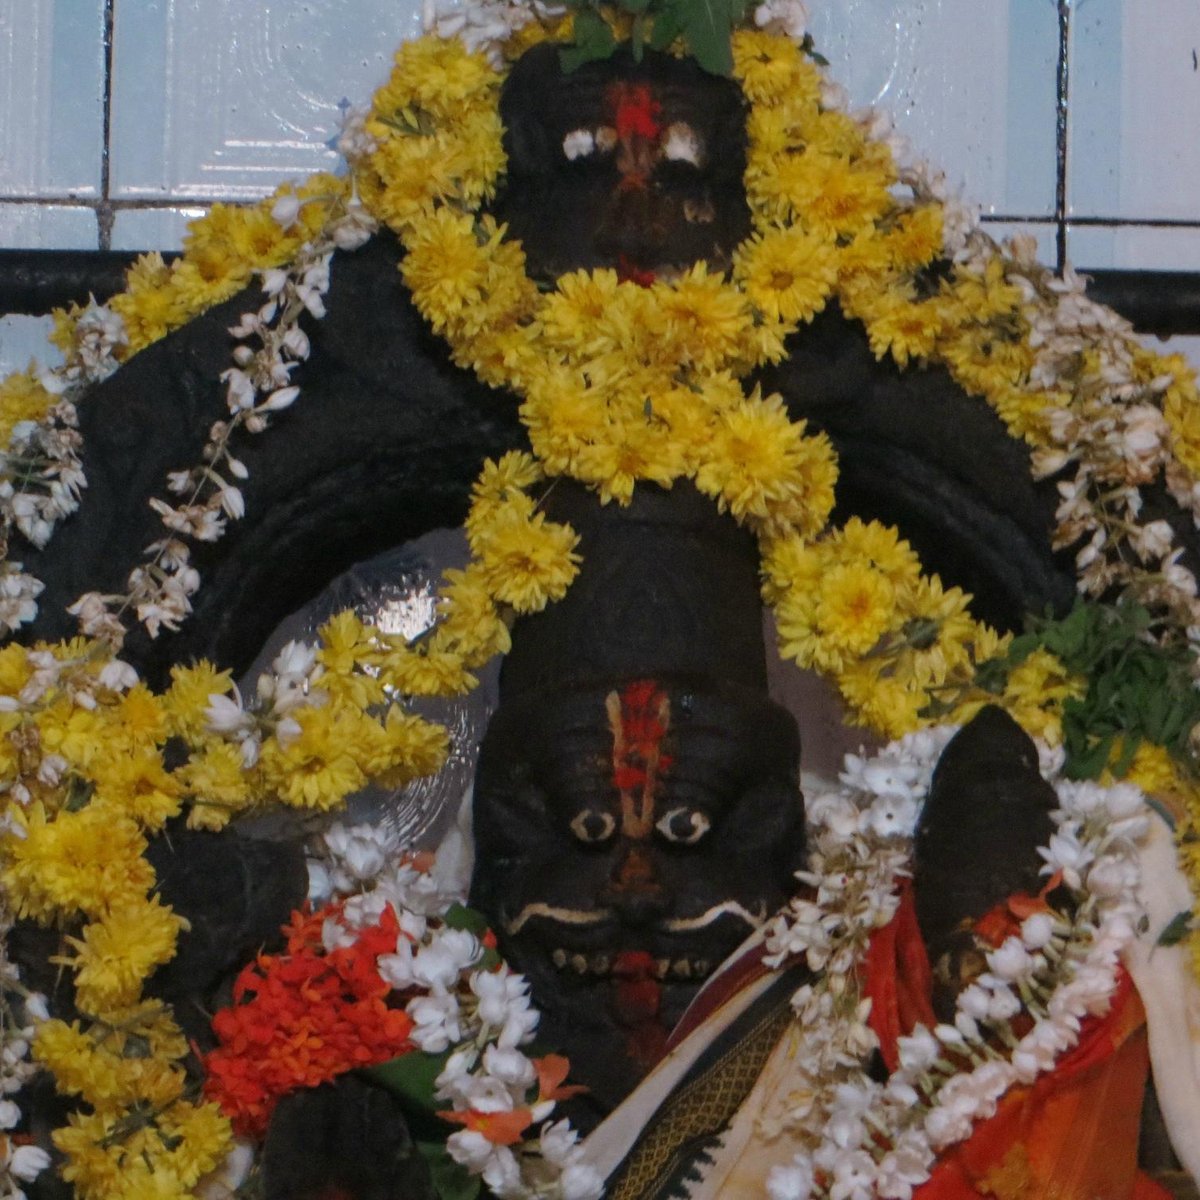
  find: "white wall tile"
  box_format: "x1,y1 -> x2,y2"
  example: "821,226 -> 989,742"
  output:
0,0 -> 106,198
1068,224 -> 1200,271
111,206 -> 208,252
110,0 -> 424,201
1069,0 -> 1200,220
0,204 -> 97,249
812,0 -> 1058,217
0,316 -> 60,382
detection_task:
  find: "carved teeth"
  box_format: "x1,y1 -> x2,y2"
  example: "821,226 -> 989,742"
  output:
552,949 -> 568,968
672,960 -> 692,979
693,960 -> 709,977
591,954 -> 611,975
655,958 -> 670,979
570,954 -> 589,975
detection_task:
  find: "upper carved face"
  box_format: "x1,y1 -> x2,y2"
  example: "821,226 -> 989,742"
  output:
470,677 -> 805,1115
493,44 -> 752,280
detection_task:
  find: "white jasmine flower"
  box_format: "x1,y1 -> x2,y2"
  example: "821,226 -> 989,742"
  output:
1020,912 -> 1056,950
10,1144 -> 51,1181
482,1044 -> 536,1092
407,991 -> 463,1053
559,1160 -> 604,1200
446,1129 -> 495,1173
768,1159 -> 814,1200
897,1026 -> 940,1072
1039,828 -> 1094,888
753,0 -> 807,38
987,936 -> 1036,983
538,1119 -> 579,1166
923,1104 -> 972,1150
271,193 -> 302,230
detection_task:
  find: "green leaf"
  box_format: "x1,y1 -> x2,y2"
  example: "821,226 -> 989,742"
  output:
418,1142 -> 481,1200
442,903 -> 491,935
679,0 -> 734,76
364,1050 -> 451,1114
560,8 -> 617,72
64,776 -> 94,813
1157,909 -> 1194,947
648,2 -> 686,51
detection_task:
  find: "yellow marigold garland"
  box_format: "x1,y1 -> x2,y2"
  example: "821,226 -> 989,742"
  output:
1,13 -> 1199,1196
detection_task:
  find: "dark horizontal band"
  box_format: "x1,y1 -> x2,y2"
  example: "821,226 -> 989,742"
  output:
0,250 -> 1197,337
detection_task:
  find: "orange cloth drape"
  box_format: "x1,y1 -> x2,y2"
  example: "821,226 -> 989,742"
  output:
864,884 -> 1169,1200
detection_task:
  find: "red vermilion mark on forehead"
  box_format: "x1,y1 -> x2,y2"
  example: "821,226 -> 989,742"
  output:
606,680 -> 672,840
607,81 -> 662,141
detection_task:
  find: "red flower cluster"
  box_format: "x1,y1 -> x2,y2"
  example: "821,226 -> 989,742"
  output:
203,903 -> 414,1137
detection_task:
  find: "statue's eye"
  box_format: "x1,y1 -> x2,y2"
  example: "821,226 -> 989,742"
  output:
562,128 -> 595,160
570,809 -> 616,844
662,122 -> 704,167
656,808 -> 711,845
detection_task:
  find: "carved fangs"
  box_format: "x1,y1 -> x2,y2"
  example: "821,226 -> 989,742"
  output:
549,951 -> 711,980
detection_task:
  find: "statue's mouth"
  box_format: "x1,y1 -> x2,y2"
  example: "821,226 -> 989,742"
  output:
549,949 -> 712,981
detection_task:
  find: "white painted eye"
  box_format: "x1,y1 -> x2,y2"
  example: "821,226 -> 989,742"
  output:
656,808 -> 711,845
662,122 -> 703,166
570,809 -> 617,844
563,129 -> 595,160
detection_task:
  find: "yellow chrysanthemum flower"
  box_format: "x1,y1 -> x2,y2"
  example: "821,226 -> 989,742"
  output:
0,643 -> 33,697
775,151 -> 894,238
381,647 -> 476,696
574,418 -> 690,505
652,264 -> 752,373
464,451 -> 544,543
180,739 -> 254,830
90,750 -> 182,830
259,703 -> 368,810
154,1100 -> 232,1188
815,562 -> 897,659
67,898 -> 184,1012
0,367 -> 58,442
376,36 -> 498,121
474,504 -> 582,613
164,661 -> 235,743
429,564 -> 512,666
695,393 -> 837,537
732,29 -> 821,105
1160,354 -> 1200,475
999,647 -> 1084,744
4,804 -> 154,921
367,705 -> 450,789
734,224 -> 837,325
35,1018 -> 185,1113
837,659 -> 926,738
885,206 -> 944,271
860,292 -> 946,369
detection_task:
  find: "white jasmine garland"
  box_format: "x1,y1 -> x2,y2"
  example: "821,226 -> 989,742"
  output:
763,726 -> 1145,1200
0,902 -> 48,1200
306,823 -> 598,1200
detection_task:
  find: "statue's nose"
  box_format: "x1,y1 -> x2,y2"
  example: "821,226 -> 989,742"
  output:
602,844 -> 669,926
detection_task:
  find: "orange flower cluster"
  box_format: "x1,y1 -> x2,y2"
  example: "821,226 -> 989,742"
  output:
203,903 -> 414,1137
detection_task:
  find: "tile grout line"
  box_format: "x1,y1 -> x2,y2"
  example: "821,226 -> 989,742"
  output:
1055,0 -> 1071,274
97,0 -> 116,251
